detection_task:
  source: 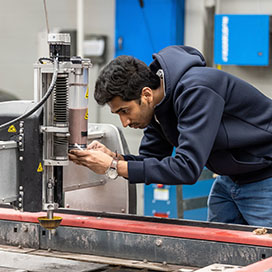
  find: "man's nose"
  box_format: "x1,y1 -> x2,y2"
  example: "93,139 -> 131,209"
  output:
120,115 -> 130,127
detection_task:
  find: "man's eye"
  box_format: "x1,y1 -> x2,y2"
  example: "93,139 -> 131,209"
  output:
122,109 -> 129,114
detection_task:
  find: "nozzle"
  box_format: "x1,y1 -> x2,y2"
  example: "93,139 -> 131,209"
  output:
38,216 -> 62,230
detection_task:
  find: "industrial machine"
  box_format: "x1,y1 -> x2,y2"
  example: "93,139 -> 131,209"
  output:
0,33 -> 134,233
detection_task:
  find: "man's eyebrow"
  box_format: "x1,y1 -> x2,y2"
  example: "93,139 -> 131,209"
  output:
111,107 -> 126,114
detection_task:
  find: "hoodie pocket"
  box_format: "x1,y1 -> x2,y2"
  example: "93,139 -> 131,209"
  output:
208,150 -> 271,175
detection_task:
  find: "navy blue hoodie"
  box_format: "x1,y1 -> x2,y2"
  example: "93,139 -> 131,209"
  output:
124,45 -> 272,185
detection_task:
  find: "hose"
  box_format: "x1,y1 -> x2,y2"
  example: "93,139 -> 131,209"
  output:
0,57 -> 59,131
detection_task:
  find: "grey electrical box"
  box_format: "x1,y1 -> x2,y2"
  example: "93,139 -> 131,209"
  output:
0,141 -> 18,203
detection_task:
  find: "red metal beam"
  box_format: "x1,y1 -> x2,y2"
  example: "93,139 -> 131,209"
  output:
0,208 -> 271,247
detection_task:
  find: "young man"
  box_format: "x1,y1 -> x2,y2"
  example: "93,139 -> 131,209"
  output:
69,45 -> 272,227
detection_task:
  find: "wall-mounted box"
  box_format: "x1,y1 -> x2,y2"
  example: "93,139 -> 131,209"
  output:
214,15 -> 270,66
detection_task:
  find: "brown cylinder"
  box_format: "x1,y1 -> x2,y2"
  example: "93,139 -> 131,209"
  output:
69,107 -> 88,147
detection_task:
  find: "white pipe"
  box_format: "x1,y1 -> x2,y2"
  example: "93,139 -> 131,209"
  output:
77,0 -> 84,57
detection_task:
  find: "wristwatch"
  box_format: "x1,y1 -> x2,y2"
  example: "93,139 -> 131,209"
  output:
105,152 -> 119,180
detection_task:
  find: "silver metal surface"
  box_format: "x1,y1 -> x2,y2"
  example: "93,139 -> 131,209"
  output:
40,126 -> 69,133
0,250 -> 106,272
43,159 -> 69,166
195,263 -> 241,271
64,123 -> 129,213
0,141 -> 18,203
48,33 -> 71,44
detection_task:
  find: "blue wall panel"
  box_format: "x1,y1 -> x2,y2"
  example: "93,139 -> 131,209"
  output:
115,0 -> 185,65
214,15 -> 270,66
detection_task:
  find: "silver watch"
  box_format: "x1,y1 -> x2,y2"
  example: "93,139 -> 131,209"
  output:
105,152 -> 119,180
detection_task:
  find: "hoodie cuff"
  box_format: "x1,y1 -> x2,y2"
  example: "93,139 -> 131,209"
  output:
123,154 -> 133,161
127,161 -> 145,184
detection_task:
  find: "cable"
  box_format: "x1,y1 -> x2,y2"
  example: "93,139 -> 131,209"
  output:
0,57 -> 59,131
43,0 -> 50,34
39,57 -> 53,64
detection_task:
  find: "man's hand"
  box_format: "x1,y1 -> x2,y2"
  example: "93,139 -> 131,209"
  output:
69,149 -> 112,175
87,140 -> 115,157
88,140 -> 124,160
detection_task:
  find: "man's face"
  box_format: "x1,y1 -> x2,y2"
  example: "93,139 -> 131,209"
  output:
108,95 -> 154,129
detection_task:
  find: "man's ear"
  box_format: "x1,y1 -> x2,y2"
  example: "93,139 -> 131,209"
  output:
141,87 -> 153,103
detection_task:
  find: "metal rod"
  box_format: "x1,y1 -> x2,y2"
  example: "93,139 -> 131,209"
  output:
43,0 -> 50,34
77,0 -> 84,57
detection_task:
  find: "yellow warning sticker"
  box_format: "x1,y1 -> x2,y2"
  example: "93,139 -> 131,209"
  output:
8,125 -> 16,133
37,162 -> 43,172
216,64 -> 222,70
84,109 -> 88,120
85,87 -> 89,99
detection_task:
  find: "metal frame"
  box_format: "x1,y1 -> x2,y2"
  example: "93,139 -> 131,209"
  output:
0,208 -> 272,269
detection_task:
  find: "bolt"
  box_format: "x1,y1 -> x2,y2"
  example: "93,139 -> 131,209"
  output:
48,248 -> 52,252
155,239 -> 162,247
121,208 -> 125,213
66,204 -> 70,208
143,259 -> 148,263
18,203 -> 22,208
19,156 -> 23,161
22,225 -> 28,232
18,245 -> 22,249
18,198 -> 22,202
162,261 -> 167,266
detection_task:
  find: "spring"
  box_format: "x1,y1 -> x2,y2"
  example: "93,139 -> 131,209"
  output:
53,73 -> 68,159
54,73 -> 68,124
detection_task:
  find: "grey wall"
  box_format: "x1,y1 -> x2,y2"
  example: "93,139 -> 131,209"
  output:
215,0 -> 272,98
185,0 -> 272,98
0,0 -> 77,99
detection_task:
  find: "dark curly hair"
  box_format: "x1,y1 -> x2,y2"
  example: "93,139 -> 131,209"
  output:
94,55 -> 160,105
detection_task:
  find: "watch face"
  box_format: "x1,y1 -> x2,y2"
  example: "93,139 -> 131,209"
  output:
107,168 -> 118,180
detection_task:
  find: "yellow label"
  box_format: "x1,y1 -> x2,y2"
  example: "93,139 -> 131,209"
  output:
8,125 -> 16,133
84,109 -> 88,120
85,87 -> 89,99
216,64 -> 222,70
37,162 -> 43,172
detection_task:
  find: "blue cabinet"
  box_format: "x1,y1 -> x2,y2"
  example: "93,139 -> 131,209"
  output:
214,15 -> 270,66
144,169 -> 215,220
115,0 -> 185,65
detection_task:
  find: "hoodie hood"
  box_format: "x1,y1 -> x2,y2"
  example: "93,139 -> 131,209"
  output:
150,45 -> 206,101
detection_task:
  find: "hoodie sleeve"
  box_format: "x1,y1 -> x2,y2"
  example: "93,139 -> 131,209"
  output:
123,121 -> 174,172
127,86 -> 225,185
